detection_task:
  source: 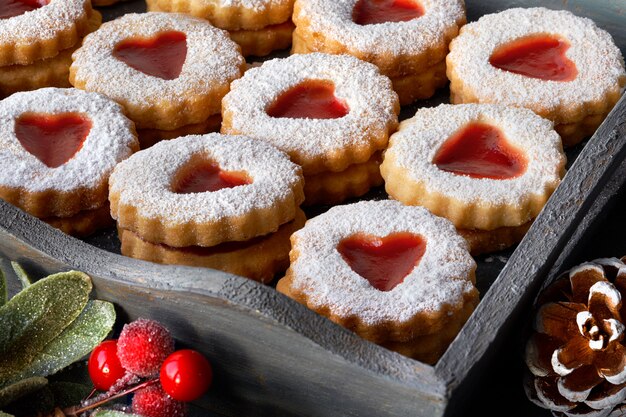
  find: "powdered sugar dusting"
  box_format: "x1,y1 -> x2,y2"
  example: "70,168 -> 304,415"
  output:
222,53 -> 398,172
448,7 -> 626,122
71,12 -> 244,119
385,103 -> 566,206
0,0 -> 89,47
109,133 -> 303,225
294,0 -> 464,56
0,87 -> 137,193
217,0 -> 290,12
289,200 -> 476,325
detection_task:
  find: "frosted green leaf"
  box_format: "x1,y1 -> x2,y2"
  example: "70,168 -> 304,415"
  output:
93,410 -> 143,417
0,271 -> 91,388
9,300 -> 115,384
0,377 -> 47,408
10,263 -> 31,289
0,268 -> 6,307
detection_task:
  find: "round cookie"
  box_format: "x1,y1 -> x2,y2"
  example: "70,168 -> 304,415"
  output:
109,133 -> 304,248
277,199 -> 478,345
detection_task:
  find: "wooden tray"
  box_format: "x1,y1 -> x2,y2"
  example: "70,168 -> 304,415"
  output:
2,1 -> 626,416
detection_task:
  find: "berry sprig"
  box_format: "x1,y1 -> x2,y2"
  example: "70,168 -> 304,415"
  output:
64,318 -> 213,417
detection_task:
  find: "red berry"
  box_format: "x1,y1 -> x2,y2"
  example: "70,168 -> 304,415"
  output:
88,340 -> 126,391
160,350 -> 213,402
132,384 -> 187,417
117,318 -> 174,377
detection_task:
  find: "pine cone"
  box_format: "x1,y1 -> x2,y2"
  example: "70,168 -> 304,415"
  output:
524,257 -> 626,417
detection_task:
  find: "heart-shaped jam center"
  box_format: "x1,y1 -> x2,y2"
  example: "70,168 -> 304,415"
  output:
0,0 -> 48,19
267,80 -> 349,119
337,232 -> 426,292
172,158 -> 251,194
352,0 -> 424,25
489,34 -> 577,82
113,31 -> 187,80
433,122 -> 527,180
15,113 -> 92,168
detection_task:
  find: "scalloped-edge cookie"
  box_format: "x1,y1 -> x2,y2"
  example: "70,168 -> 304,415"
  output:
0,87 -> 138,219
70,12 -> 245,130
109,133 -> 304,247
277,200 -> 478,345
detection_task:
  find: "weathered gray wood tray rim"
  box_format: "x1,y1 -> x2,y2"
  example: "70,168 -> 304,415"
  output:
2,1 -> 626,416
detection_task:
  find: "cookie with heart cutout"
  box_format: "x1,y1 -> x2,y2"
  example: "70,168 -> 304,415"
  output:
276,199 -> 478,348
381,104 -> 566,238
0,87 -> 138,234
109,133 -> 304,248
447,7 -> 626,146
0,0 -> 96,66
222,53 -> 398,205
70,12 -> 245,131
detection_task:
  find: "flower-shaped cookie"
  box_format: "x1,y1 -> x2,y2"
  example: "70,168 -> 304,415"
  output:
525,257 -> 626,416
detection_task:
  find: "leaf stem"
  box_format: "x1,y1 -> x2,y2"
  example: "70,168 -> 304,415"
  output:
65,378 -> 158,415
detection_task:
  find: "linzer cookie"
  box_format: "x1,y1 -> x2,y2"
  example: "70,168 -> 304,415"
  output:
380,104 -> 566,255
109,134 -> 305,281
292,0 -> 465,104
145,0 -> 295,56
447,7 -> 626,146
222,53 -> 398,205
0,88 -> 138,236
0,0 -> 96,66
276,200 -> 478,363
70,12 -> 245,145
0,11 -> 101,97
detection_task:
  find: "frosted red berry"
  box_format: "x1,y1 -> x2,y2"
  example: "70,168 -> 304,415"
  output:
117,318 -> 175,377
88,340 -> 126,391
132,384 -> 187,417
160,349 -> 213,402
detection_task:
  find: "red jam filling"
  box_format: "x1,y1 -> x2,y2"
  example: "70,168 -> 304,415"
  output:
433,122 -> 527,180
489,34 -> 577,82
15,113 -> 92,168
113,31 -> 187,80
352,0 -> 424,25
337,232 -> 426,292
267,80 -> 349,120
0,0 -> 48,19
172,159 -> 251,194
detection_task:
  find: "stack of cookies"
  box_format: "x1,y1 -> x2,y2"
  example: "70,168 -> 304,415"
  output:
381,104 -> 567,255
70,12 -> 245,148
0,0 -> 101,97
0,88 -> 138,237
277,200 -> 479,363
146,0 -> 295,57
109,134 -> 305,283
222,53 -> 399,205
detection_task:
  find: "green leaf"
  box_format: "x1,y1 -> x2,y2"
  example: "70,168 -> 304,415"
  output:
0,271 -> 92,388
48,382 -> 92,408
10,263 -> 31,289
93,410 -> 142,417
3,385 -> 54,417
0,411 -> 14,417
0,267 -> 6,307
0,377 -> 47,408
15,300 -> 115,382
